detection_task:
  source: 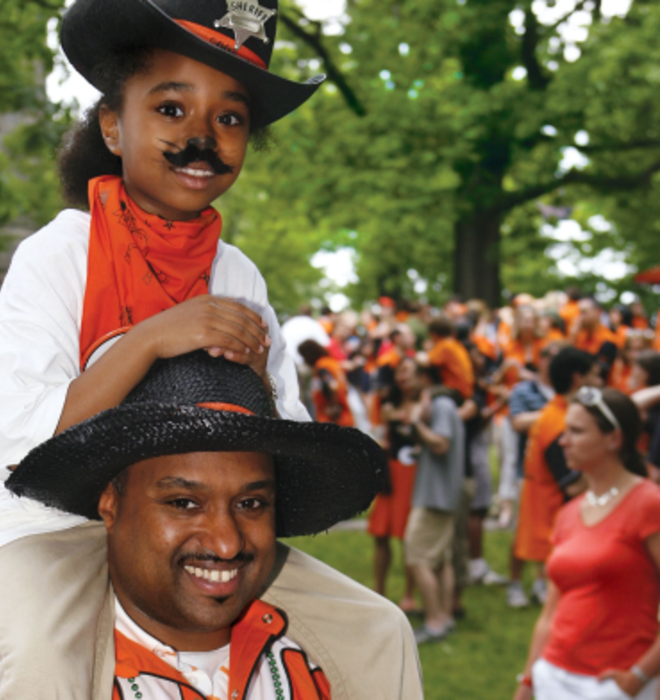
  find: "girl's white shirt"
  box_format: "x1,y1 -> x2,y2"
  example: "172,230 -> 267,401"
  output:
0,209 -> 309,545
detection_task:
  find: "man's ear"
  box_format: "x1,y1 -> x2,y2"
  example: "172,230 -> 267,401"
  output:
98,482 -> 119,534
99,106 -> 122,157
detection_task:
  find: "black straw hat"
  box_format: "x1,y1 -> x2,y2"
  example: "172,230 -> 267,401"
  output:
7,352 -> 386,537
60,0 -> 325,127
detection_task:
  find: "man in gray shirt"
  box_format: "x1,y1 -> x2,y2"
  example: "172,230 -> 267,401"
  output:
404,367 -> 465,644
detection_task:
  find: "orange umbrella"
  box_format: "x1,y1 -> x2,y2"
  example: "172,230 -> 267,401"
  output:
634,267 -> 660,284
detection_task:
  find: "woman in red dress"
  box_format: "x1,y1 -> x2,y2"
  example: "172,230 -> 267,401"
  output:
368,357 -> 419,611
514,388 -> 660,700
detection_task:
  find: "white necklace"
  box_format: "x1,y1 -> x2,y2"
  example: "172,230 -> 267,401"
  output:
585,486 -> 620,507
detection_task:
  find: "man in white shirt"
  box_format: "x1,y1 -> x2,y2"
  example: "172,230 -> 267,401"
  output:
0,352 -> 423,700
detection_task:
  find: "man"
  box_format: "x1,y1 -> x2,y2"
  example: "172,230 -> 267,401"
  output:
0,353 -> 423,699
424,317 -> 475,400
403,363 -> 465,644
512,347 -> 599,606
376,324 -> 416,389
505,341 -> 564,608
572,297 -> 620,381
559,285 -> 583,335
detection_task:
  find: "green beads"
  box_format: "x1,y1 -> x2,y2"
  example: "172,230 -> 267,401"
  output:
267,652 -> 285,699
127,677 -> 142,699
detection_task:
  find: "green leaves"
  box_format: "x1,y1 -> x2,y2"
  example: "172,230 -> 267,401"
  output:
0,0 -> 67,229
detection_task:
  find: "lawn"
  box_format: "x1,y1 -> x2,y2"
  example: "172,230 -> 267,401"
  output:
286,527 -> 539,700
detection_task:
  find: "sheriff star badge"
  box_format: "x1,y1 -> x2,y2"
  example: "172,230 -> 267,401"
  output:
214,1 -> 277,49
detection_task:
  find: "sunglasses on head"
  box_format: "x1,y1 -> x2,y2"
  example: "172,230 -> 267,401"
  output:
574,386 -> 621,432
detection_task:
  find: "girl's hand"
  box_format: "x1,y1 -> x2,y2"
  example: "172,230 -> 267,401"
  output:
512,683 -> 533,700
598,669 -> 645,697
131,295 -> 271,378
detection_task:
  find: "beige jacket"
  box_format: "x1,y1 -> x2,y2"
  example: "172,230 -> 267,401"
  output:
0,523 -> 423,699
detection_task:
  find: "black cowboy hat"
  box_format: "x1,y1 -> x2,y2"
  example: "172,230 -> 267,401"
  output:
7,352 -> 386,537
60,0 -> 325,127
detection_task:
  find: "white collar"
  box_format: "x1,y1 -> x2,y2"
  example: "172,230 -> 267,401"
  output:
114,597 -> 230,695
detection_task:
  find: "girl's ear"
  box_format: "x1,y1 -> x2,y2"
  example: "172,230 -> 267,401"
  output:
99,106 -> 122,157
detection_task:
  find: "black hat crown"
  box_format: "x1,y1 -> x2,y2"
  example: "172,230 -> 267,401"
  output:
154,0 -> 278,67
128,352 -> 273,417
60,0 -> 323,126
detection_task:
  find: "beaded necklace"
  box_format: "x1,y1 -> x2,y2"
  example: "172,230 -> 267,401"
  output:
126,650 -> 284,699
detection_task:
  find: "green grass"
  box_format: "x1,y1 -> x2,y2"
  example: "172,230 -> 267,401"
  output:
286,528 -> 539,700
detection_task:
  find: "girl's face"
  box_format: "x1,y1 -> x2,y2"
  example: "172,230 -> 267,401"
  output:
559,403 -> 620,472
629,361 -> 650,391
100,49 -> 250,221
394,359 -> 419,394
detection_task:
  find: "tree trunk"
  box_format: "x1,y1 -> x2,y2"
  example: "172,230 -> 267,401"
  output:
453,211 -> 502,307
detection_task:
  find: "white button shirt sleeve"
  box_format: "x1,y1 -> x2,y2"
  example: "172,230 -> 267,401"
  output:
209,242 -> 310,423
0,211 -> 90,469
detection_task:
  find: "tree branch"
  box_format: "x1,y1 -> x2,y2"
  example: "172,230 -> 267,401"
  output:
575,139 -> 660,153
494,160 -> 660,213
522,7 -> 550,90
279,11 -> 366,117
542,0 -> 588,32
25,0 -> 62,10
594,0 -> 602,22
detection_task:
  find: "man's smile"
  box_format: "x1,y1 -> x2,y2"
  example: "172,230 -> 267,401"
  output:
184,565 -> 239,583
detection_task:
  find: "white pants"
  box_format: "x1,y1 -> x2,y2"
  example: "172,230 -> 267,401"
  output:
496,417 -> 519,501
533,659 -> 659,700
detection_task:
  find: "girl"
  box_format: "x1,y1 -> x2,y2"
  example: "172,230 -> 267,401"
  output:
0,0 -> 324,535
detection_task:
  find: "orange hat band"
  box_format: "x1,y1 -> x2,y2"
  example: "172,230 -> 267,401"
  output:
197,402 -> 255,416
175,19 -> 268,70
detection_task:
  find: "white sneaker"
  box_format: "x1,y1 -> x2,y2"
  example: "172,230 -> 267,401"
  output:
482,568 -> 509,586
468,558 -> 489,584
507,582 -> 529,608
531,578 -> 547,605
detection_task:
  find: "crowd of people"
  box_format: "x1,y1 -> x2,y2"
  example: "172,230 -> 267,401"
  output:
283,286 -> 660,697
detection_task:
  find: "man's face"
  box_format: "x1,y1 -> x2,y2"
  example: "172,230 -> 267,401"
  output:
99,451 -> 276,651
578,362 -> 603,389
578,300 -> 600,330
100,49 -> 250,222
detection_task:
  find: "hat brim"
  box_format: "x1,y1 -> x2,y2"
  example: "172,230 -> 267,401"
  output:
7,404 -> 386,537
61,0 -> 325,127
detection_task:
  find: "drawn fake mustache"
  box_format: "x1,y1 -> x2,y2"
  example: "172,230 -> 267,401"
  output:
163,141 -> 234,176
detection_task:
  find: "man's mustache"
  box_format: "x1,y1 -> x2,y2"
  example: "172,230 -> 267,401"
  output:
162,140 -> 234,175
179,550 -> 254,566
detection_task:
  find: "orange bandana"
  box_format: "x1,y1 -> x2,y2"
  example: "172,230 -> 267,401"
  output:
79,176 -> 221,369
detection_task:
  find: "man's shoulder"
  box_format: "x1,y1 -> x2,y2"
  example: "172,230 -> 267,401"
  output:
265,542 -> 412,630
262,543 -> 422,700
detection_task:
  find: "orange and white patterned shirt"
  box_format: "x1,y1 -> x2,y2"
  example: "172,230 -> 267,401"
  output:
114,598 -> 330,700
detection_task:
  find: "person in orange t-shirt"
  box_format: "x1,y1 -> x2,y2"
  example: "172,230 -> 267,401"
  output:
559,286 -> 583,335
371,325 -> 416,428
611,331 -> 650,394
514,389 -> 660,700
539,312 -> 566,348
572,297 -> 619,385
499,307 -> 545,389
631,300 -> 650,330
573,297 -> 620,352
425,317 -> 474,399
511,348 -> 597,607
298,340 -> 354,426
